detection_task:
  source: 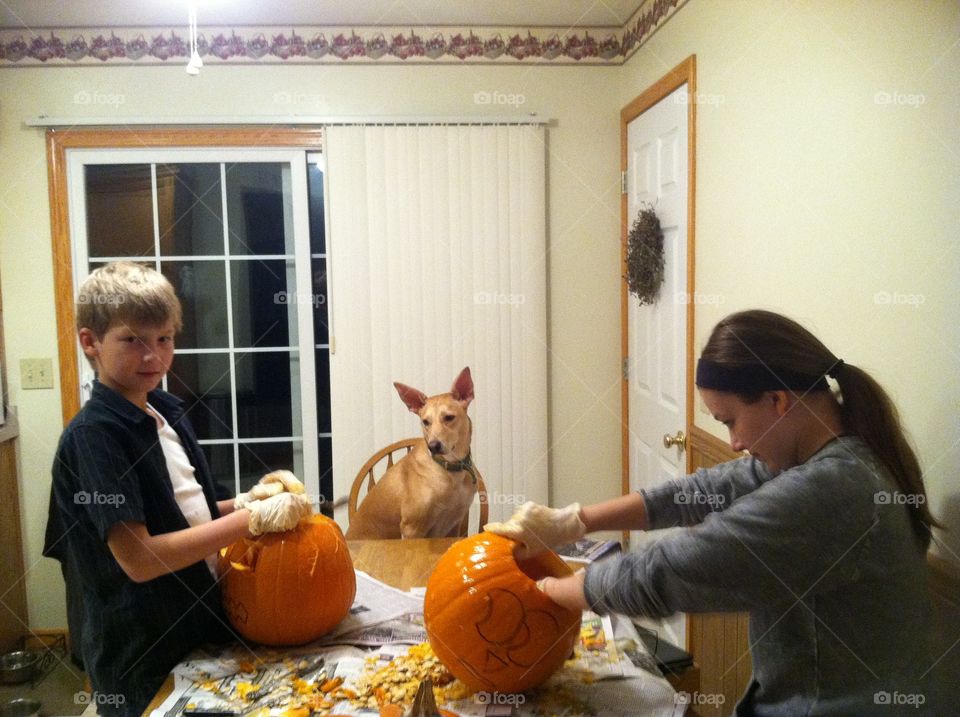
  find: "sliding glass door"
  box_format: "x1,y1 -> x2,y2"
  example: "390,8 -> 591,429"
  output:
67,149 -> 330,503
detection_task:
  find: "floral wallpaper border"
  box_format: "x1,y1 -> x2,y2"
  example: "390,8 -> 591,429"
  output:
0,0 -> 685,67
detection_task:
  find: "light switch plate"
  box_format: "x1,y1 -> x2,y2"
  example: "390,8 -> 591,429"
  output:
20,358 -> 54,390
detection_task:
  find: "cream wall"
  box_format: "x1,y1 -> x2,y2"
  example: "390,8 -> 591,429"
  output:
0,64 -> 622,628
3,0 -> 958,632
614,0 -> 960,561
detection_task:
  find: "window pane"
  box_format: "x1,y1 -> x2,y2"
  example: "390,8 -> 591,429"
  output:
315,349 -> 331,434
200,443 -> 235,497
311,258 -> 329,345
85,164 -> 154,257
161,261 -> 229,349
225,163 -> 289,255
318,435 -> 333,515
238,442 -> 295,492
235,352 -> 296,438
166,353 -> 233,440
158,163 -> 223,256
307,162 -> 326,254
230,259 -> 292,348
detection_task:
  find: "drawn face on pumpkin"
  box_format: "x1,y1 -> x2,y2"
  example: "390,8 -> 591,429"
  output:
475,587 -> 572,671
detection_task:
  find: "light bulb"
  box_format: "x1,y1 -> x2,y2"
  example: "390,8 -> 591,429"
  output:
186,49 -> 203,75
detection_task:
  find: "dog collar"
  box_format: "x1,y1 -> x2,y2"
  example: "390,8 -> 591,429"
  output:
432,451 -> 478,484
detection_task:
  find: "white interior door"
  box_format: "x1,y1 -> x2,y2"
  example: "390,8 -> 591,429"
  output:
626,85 -> 689,646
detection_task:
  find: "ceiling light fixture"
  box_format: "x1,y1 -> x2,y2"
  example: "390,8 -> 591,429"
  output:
186,2 -> 203,75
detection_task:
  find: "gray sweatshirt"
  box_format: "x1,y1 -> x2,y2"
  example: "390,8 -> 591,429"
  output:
583,436 -> 938,715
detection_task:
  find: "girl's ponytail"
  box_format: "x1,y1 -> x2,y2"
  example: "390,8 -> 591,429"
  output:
833,362 -> 939,546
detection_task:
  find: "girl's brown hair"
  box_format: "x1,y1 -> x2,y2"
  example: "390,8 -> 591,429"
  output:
701,309 -> 938,547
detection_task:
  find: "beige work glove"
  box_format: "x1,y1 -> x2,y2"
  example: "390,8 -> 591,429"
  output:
247,492 -> 313,536
485,501 -> 586,559
234,470 -> 305,511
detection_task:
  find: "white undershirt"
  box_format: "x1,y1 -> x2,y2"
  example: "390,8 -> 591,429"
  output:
147,404 -> 218,579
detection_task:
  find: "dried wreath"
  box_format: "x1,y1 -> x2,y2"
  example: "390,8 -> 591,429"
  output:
625,203 -> 665,305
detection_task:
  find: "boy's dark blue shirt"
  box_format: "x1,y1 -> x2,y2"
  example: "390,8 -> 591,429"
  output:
48,380 -> 233,715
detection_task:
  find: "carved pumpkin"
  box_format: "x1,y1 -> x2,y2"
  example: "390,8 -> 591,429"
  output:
219,514 -> 356,646
423,532 -> 580,693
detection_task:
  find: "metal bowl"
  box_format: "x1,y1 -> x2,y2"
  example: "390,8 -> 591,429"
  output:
0,699 -> 41,717
0,651 -> 39,685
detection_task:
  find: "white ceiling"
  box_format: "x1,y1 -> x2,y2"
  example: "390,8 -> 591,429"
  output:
0,0 -> 643,29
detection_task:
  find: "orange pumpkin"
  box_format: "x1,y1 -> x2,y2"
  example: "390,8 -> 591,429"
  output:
423,532 -> 580,694
219,514 -> 356,646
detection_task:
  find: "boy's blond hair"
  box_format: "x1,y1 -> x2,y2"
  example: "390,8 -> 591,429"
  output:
76,261 -> 183,338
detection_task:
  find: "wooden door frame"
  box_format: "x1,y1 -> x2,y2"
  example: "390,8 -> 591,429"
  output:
620,54 -> 697,498
45,126 -> 325,425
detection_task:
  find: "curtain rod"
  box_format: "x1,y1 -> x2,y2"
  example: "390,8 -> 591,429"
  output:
25,114 -> 553,128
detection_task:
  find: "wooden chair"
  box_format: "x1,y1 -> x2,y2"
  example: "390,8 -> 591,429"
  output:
348,437 -> 489,536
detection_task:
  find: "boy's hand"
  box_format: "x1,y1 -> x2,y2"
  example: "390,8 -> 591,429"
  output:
247,492 -> 313,535
234,470 -> 306,511
485,501 -> 586,559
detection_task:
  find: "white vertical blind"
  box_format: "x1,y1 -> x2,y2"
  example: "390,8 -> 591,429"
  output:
326,124 -> 548,527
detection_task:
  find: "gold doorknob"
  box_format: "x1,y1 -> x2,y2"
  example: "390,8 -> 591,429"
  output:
663,430 -> 687,450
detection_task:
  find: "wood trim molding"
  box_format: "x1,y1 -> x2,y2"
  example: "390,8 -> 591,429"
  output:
0,437 -> 28,652
686,423 -> 749,716
45,127 -> 326,425
928,553 -> 960,608
688,424 -> 741,468
619,54 -> 697,500
48,130 -> 78,426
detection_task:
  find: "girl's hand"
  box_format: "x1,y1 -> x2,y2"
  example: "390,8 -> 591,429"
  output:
485,501 -> 586,559
537,570 -> 589,611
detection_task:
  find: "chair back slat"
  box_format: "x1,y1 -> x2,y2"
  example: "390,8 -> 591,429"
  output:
349,438 -> 490,536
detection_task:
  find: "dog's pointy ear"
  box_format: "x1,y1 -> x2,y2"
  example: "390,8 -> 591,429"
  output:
394,382 -> 429,413
450,366 -> 474,406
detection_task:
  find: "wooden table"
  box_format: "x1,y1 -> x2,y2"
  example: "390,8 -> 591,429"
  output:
347,537 -> 457,590
144,538 -> 456,713
145,538 -> 698,714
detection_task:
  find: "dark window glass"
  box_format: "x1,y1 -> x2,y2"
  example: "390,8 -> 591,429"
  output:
307,162 -> 326,254
318,435 -> 333,516
200,443 -> 235,498
85,164 -> 154,257
160,261 -> 229,349
238,442 -> 295,492
235,352 -> 294,438
315,349 -> 331,434
230,259 -> 292,348
158,163 -> 223,256
311,258 -> 329,345
166,353 -> 233,440
225,163 -> 287,256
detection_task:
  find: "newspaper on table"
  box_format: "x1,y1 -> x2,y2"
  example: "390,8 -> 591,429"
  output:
151,572 -> 678,717
554,538 -> 622,564
324,570 -> 425,642
323,611 -> 428,647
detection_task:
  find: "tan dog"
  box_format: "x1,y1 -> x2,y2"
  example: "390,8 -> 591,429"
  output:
345,367 -> 478,539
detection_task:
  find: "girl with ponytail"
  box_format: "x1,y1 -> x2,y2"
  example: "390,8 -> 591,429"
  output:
697,309 -> 940,546
487,309 -> 941,715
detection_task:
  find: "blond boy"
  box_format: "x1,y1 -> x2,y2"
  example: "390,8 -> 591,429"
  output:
47,262 -> 310,714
